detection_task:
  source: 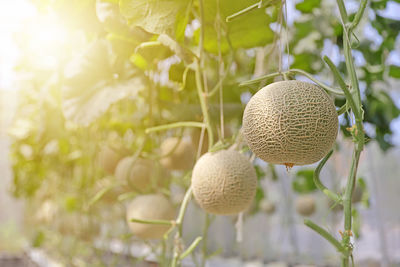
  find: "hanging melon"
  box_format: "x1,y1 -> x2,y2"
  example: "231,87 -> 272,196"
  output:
242,80 -> 338,166
191,149 -> 257,215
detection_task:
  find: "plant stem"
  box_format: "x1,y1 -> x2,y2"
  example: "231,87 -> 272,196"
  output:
145,122 -> 206,134
195,59 -> 214,150
226,2 -> 259,22
170,187 -> 193,267
129,218 -> 174,226
349,0 -> 368,31
226,0 -> 280,22
200,213 -> 211,267
180,237 -> 203,260
313,150 -> 342,203
239,69 -> 345,95
176,187 -> 193,227
304,219 -> 345,253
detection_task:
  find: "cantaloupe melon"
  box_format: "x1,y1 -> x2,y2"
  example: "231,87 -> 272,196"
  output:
126,194 -> 175,239
259,199 -> 276,214
242,81 -> 338,166
160,137 -> 195,170
191,149 -> 257,215
98,146 -> 122,174
296,195 -> 316,216
115,157 -> 167,192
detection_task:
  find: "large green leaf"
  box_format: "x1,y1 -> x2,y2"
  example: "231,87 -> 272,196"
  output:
119,0 -> 190,36
201,0 -> 275,53
62,78 -> 144,126
62,40 -> 145,126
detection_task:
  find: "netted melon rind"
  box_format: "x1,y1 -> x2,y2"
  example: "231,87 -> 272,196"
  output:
126,194 -> 175,239
242,80 -> 338,166
191,149 -> 257,215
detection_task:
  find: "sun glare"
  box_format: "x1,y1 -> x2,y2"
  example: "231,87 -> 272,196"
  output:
23,14 -> 69,68
0,0 -> 71,90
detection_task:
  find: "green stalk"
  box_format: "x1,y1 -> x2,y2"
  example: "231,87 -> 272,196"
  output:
313,150 -> 342,203
145,122 -> 206,134
170,187 -> 193,267
225,0 -> 280,22
195,59 -> 214,150
180,237 -> 203,260
239,69 -> 344,95
129,218 -> 174,226
304,219 -> 345,253
334,1 -> 366,265
200,213 -> 212,267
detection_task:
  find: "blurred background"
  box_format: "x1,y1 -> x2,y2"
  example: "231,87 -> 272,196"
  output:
0,0 -> 400,266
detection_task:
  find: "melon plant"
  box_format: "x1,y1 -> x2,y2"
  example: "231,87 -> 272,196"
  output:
126,194 -> 175,239
98,146 -> 122,174
242,80 -> 338,166
191,149 -> 257,215
115,157 -> 167,192
296,195 -> 316,216
160,137 -> 195,171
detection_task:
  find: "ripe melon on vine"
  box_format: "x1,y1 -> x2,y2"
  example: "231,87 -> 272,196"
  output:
98,146 -> 122,174
160,137 -> 195,170
296,195 -> 316,216
115,157 -> 167,192
191,149 -> 257,215
242,80 -> 338,166
126,194 -> 175,239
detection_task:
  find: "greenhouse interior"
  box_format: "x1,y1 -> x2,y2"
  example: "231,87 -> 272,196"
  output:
0,0 -> 399,266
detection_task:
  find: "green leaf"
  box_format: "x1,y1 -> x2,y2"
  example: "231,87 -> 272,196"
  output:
201,0 -> 275,53
119,0 -> 189,36
295,0 -> 321,13
62,40 -> 145,126
158,34 -> 195,64
292,169 -> 317,194
389,65 -> 400,78
62,78 -> 144,126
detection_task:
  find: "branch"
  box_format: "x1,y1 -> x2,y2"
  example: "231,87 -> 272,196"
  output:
323,56 -> 360,119
239,72 -> 283,87
349,0 -> 368,32
145,122 -> 206,134
337,103 -> 350,115
176,186 -> 193,226
239,69 -> 345,95
130,218 -> 174,226
226,0 -> 280,22
180,237 -> 203,260
304,219 -> 345,253
314,150 -> 342,204
336,0 -> 349,24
